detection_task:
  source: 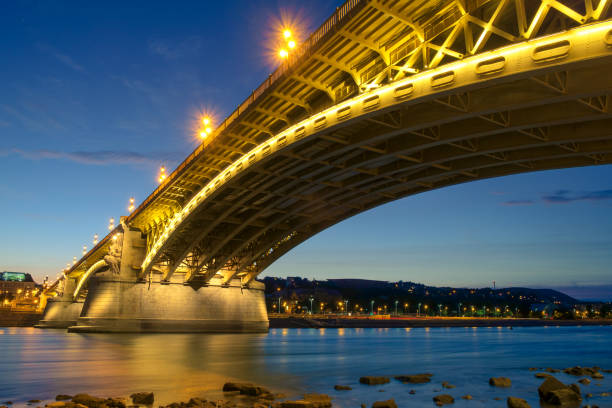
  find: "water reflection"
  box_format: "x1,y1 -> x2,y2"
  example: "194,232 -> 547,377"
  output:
0,327 -> 611,408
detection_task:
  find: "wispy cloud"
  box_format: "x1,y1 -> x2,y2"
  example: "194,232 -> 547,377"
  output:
37,43 -> 85,72
501,189 -> 612,206
502,200 -> 535,206
148,36 -> 203,59
542,189 -> 612,203
0,148 -> 183,166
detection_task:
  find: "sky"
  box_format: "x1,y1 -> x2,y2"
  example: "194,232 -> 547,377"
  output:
1,1 -> 611,300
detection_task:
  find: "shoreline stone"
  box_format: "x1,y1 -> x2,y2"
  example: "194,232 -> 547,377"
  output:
359,377 -> 390,385
489,377 -> 512,387
394,374 -> 433,384
433,394 -> 454,406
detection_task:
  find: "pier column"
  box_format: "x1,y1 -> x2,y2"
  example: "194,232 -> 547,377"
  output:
36,277 -> 84,329
69,225 -> 268,333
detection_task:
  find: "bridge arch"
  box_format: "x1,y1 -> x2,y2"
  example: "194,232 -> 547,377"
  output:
140,21 -> 612,285
72,260 -> 108,301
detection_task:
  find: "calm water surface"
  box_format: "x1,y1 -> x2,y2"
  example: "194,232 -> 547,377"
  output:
1,326 -> 611,407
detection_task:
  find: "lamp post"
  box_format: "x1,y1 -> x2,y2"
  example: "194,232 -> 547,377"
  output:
417,302 -> 422,317
395,300 -> 399,316
278,297 -> 282,314
344,299 -> 349,315
438,304 -> 442,317
404,303 -> 408,315
309,296 -> 314,315
370,300 -> 375,315
458,302 -> 462,317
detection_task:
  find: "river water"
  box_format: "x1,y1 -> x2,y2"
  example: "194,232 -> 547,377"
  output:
1,326 -> 611,407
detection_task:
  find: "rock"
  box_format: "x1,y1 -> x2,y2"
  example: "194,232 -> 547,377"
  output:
538,377 -> 582,405
360,404 -> 366,408
333,385 -> 351,391
591,372 -> 604,379
46,403 -> 87,408
56,396 -> 72,402
130,393 -> 154,405
506,397 -> 530,408
535,373 -> 552,379
222,383 -> 270,397
106,398 -> 126,408
359,377 -> 390,385
394,374 -> 432,384
408,390 -> 415,395
29,401 -> 41,404
441,382 -> 455,389
432,394 -> 454,406
546,368 -> 560,373
586,393 -> 593,398
72,394 -> 108,408
302,394 -> 331,408
578,378 -> 591,385
569,383 -> 581,396
489,377 -> 512,387
547,389 -> 582,405
529,367 -> 537,371
538,377 -> 568,399
563,366 -> 600,377
461,395 -> 472,400
494,397 -> 503,401
371,400 -> 396,408
601,392 -> 610,397
279,401 -> 313,408
602,369 -> 612,373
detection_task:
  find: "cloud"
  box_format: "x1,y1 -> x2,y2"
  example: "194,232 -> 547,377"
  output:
148,36 -> 203,59
37,44 -> 85,72
0,148 -> 183,166
502,200 -> 535,206
543,189 -> 612,204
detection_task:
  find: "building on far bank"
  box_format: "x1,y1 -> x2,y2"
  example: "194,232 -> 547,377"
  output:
0,271 -> 40,309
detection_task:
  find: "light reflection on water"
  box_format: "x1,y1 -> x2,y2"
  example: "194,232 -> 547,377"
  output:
0,326 -> 611,407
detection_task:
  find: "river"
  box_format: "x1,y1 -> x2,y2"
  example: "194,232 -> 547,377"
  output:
1,326 -> 611,407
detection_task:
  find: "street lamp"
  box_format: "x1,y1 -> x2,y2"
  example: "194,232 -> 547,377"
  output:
417,302 -> 422,317
438,304 -> 442,317
370,300 -> 375,315
458,302 -> 462,317
395,300 -> 399,316
309,296 -> 314,315
344,299 -> 349,315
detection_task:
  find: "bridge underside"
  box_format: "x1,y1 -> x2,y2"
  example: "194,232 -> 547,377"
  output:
153,57 -> 612,285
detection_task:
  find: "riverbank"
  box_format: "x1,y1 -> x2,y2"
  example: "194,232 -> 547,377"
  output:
0,309 -> 42,327
269,316 -> 612,329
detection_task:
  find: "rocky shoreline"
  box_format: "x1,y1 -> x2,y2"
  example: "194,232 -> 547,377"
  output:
5,366 -> 610,408
268,317 -> 612,329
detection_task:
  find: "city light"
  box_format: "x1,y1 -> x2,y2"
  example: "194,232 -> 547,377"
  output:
93,234 -> 98,245
128,197 -> 135,213
108,217 -> 115,231
158,166 -> 167,183
199,116 -> 214,140
278,27 -> 297,60
82,245 -> 87,255
72,256 -> 77,265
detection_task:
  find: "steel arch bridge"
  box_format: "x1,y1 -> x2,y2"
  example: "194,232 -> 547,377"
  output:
56,0 -> 612,301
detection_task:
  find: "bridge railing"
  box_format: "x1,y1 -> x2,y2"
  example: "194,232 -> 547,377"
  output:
131,0 -> 364,219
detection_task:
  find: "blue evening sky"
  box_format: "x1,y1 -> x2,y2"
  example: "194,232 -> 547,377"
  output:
1,1 -> 611,300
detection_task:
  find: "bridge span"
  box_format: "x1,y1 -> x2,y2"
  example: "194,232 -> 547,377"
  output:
38,0 -> 612,332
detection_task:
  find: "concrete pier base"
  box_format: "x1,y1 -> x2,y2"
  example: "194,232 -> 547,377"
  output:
36,298 -> 84,329
68,274 -> 269,333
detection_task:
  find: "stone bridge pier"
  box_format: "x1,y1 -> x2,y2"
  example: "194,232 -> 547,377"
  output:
66,225 -> 268,333
36,277 -> 84,329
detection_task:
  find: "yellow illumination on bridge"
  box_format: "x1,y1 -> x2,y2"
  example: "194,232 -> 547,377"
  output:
128,197 -> 135,213
93,234 -> 98,245
283,29 -> 292,39
108,217 -> 114,231
139,19 -> 612,276
158,166 -> 167,183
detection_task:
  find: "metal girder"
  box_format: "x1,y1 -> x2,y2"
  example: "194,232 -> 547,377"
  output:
289,75 -> 336,102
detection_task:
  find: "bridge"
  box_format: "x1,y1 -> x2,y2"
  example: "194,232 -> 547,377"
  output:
38,0 -> 612,332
